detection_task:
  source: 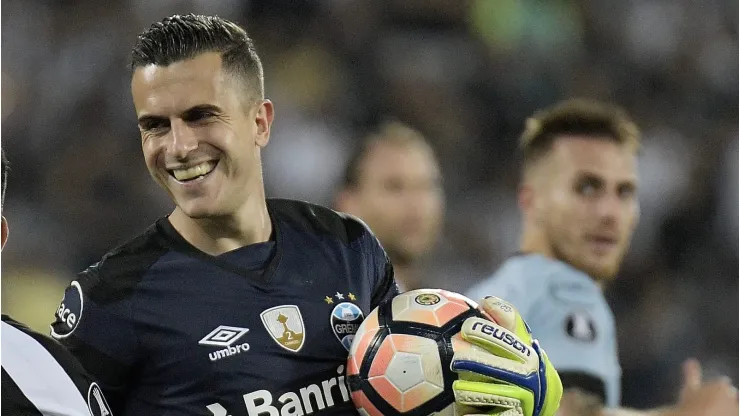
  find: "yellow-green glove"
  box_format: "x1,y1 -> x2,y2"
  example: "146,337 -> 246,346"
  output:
451,296 -> 563,416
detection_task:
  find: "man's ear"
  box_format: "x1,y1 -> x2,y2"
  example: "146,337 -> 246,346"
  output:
1,216 -> 9,251
518,183 -> 533,214
519,160 -> 547,223
255,99 -> 274,148
519,180 -> 545,225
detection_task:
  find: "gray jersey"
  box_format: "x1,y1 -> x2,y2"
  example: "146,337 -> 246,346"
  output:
466,254 -> 621,408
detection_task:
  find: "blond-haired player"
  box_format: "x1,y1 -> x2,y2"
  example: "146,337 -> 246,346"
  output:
467,99 -> 738,416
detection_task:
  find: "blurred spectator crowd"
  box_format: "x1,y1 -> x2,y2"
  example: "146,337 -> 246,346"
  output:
1,0 -> 737,409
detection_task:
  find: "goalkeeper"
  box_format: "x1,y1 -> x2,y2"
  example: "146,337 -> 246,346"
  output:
47,12 -> 559,416
467,99 -> 738,416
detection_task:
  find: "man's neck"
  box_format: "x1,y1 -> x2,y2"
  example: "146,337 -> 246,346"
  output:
392,263 -> 421,293
519,230 -> 606,291
519,224 -> 554,259
169,199 -> 272,256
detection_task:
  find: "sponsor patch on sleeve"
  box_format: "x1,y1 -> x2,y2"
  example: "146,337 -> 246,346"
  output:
50,280 -> 84,339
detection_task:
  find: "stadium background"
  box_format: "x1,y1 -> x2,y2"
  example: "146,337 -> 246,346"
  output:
1,0 -> 737,409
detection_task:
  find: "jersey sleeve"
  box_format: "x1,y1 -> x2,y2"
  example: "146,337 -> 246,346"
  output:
352,217 -> 399,309
465,266 -> 545,319
2,317 -> 114,416
370,250 -> 398,309
467,256 -> 621,407
520,268 -> 620,407
50,267 -> 139,413
46,334 -> 115,416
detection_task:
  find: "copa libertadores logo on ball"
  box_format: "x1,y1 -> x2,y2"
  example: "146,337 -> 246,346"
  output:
330,301 -> 364,351
414,293 -> 441,306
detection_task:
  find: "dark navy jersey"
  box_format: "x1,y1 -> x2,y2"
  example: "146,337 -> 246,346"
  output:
50,199 -> 398,416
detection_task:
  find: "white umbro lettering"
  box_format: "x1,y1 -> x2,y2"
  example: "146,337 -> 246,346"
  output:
206,365 -> 350,416
208,343 -> 251,362
199,326 -> 250,361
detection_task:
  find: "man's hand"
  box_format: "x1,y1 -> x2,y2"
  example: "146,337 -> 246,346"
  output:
451,296 -> 563,416
602,358 -> 739,416
665,358 -> 738,416
556,389 -> 602,416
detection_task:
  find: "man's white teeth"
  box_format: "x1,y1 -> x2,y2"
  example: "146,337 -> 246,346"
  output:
172,161 -> 216,181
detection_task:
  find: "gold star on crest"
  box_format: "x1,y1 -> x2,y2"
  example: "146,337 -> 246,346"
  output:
324,296 -> 334,304
348,293 -> 357,301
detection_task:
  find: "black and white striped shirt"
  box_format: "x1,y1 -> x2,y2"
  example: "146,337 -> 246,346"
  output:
2,315 -> 112,416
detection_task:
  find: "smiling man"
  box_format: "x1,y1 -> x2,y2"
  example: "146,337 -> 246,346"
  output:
48,14 -> 562,416
49,14 -> 400,415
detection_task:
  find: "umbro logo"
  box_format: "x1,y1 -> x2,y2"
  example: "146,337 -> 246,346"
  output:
199,325 -> 250,361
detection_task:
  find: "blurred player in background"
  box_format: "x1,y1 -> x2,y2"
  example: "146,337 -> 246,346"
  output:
334,121 -> 444,291
467,99 -> 738,416
1,149 -> 113,415
48,14 -> 561,416
335,121 -> 564,415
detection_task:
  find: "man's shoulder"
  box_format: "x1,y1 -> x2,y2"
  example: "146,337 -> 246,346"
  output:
467,256 -> 527,301
466,254 -> 600,307
3,315 -> 114,415
493,254 -> 593,285
268,198 -> 371,246
2,314 -> 33,334
78,220 -> 169,300
3,315 -> 88,381
500,255 -> 602,300
50,221 -> 166,340
471,254 -> 559,292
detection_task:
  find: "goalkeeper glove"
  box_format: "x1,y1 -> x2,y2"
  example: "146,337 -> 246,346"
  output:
451,296 -> 563,416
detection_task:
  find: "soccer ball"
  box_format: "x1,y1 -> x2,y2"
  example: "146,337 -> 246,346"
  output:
346,289 -> 483,416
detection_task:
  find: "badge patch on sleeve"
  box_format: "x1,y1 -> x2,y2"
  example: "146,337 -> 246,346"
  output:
50,280 -> 83,339
565,311 -> 597,342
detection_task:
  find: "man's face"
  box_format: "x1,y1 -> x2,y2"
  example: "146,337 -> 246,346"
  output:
526,136 -> 639,280
342,141 -> 444,265
131,52 -> 273,219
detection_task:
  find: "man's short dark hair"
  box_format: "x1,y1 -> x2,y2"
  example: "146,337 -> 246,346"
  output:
342,121 -> 435,189
1,147 -> 9,209
131,14 -> 264,100
520,98 -> 640,171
